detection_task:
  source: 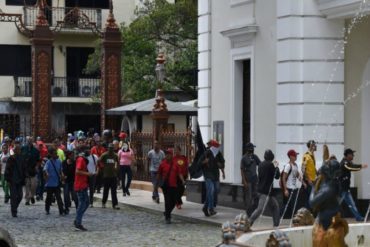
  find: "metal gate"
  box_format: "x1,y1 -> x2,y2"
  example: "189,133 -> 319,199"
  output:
130,129 -> 194,181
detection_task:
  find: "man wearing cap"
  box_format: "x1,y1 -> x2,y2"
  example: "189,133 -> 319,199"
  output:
156,148 -> 185,224
339,148 -> 368,221
200,139 -> 225,216
281,149 -> 304,218
302,140 -> 317,209
240,142 -> 261,216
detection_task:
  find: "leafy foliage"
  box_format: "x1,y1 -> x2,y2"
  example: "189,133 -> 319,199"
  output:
85,0 -> 197,103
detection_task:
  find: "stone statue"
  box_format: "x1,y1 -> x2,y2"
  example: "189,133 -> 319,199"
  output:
309,159 -> 348,247
234,213 -> 251,238
265,230 -> 291,247
292,207 -> 315,226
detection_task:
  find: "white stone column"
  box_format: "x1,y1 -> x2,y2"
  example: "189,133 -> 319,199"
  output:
276,0 -> 344,165
197,0 -> 212,141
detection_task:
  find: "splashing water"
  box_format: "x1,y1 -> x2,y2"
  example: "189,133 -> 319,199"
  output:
289,187 -> 302,228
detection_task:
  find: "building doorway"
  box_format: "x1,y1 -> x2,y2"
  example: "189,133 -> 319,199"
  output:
242,60 -> 251,153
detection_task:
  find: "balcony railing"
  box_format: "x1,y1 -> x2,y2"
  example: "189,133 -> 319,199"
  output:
14,76 -> 101,98
23,6 -> 102,31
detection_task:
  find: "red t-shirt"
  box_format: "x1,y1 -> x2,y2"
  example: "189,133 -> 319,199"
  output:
173,155 -> 188,177
91,146 -> 106,168
158,159 -> 180,188
74,156 -> 89,191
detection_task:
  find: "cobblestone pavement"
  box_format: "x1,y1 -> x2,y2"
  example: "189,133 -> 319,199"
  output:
0,196 -> 220,247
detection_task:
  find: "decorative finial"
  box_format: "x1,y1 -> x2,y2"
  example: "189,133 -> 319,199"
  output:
36,0 -> 49,26
105,0 -> 118,29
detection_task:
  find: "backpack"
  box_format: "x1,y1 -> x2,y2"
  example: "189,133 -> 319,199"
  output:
279,163 -> 292,190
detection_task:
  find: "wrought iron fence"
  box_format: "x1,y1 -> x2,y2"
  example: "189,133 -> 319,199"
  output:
130,129 -> 194,182
14,76 -> 100,98
23,6 -> 102,30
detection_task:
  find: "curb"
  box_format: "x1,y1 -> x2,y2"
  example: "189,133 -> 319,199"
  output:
93,196 -> 222,227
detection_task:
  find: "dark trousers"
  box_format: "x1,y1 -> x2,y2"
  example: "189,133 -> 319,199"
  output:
120,166 -> 132,193
45,187 -> 64,214
281,188 -> 299,219
164,187 -> 178,220
64,182 -> 78,210
176,183 -> 185,205
95,170 -> 103,192
244,181 -> 258,216
102,177 -> 118,207
88,175 -> 96,205
10,183 -> 23,216
36,168 -> 44,199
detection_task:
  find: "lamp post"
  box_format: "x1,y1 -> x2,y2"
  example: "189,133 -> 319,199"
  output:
151,53 -> 169,145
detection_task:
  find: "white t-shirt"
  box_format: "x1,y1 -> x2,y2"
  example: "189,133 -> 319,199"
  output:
0,152 -> 10,174
283,162 -> 300,189
87,154 -> 99,174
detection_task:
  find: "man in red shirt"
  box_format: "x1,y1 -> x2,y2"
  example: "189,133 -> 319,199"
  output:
173,146 -> 188,209
91,141 -> 106,193
156,148 -> 185,224
74,146 -> 93,231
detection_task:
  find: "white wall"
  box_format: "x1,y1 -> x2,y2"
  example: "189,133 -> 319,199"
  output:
142,115 -> 187,132
276,0 -> 344,168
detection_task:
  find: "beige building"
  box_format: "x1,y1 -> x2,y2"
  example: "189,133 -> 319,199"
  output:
196,0 -> 370,208
0,0 -> 136,137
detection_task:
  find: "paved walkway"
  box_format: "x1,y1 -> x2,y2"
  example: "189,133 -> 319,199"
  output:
94,185 -> 292,230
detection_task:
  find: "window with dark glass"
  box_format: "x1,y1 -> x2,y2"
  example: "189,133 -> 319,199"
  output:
65,0 -> 109,8
0,45 -> 31,76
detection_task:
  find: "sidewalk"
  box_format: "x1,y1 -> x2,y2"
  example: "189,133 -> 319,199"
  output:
93,181 -> 292,230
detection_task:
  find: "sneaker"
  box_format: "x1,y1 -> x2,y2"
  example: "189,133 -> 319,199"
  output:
126,190 -> 130,196
11,213 -> 17,218
209,209 -> 217,216
176,203 -> 182,210
102,204 -> 106,208
155,197 -> 160,204
123,193 -> 126,197
113,206 -> 120,210
74,224 -> 87,231
4,196 -> 9,204
31,197 -> 35,204
46,211 -> 50,215
96,190 -> 101,194
25,201 -> 30,206
165,218 -> 171,224
36,196 -> 40,201
356,217 -> 365,222
65,209 -> 70,215
202,207 -> 210,217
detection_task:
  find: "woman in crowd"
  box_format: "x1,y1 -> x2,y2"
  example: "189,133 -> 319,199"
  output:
118,141 -> 135,196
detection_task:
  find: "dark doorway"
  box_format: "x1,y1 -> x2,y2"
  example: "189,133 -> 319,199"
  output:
242,60 -> 251,153
65,115 -> 100,134
66,47 -> 96,96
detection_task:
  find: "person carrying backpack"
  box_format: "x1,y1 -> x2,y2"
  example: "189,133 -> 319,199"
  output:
280,149 -> 305,219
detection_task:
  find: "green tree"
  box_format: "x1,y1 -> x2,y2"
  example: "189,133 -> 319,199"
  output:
86,0 -> 197,103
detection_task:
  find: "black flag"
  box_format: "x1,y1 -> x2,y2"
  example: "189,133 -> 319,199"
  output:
189,122 -> 206,179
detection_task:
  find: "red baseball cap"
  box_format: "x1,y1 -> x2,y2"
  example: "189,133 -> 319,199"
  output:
287,149 -> 299,158
208,139 -> 220,148
119,132 -> 127,139
165,148 -> 174,155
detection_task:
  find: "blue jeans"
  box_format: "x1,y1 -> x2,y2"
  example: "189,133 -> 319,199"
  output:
340,190 -> 363,221
120,166 -> 132,193
75,189 -> 89,226
150,171 -> 159,198
204,179 -> 217,210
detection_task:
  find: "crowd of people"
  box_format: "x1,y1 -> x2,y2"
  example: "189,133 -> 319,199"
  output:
0,130 -> 136,231
239,140 -> 368,227
0,130 -> 368,230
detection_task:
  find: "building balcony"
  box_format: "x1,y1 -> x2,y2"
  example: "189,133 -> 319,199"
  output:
14,76 -> 100,99
23,6 -> 102,32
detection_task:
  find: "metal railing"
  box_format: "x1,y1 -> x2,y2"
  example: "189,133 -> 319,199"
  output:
14,76 -> 101,98
23,6 -> 102,31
